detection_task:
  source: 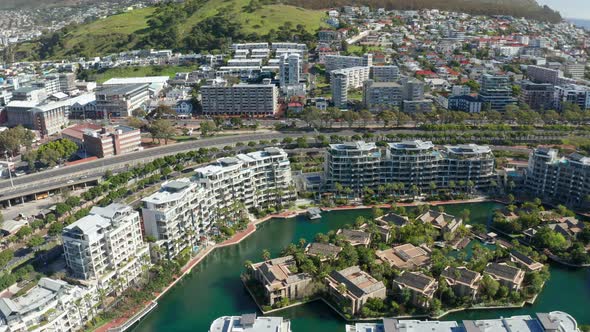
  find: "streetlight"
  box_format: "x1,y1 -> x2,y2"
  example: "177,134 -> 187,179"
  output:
4,151 -> 14,188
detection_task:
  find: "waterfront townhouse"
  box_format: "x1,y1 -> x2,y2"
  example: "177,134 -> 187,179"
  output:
509,250 -> 544,272
142,179 -> 214,260
483,263 -> 525,291
209,313 -> 291,332
325,141 -> 382,194
325,266 -> 386,315
375,243 -> 431,269
336,229 -> 372,247
250,256 -> 313,306
441,266 -> 482,300
62,204 -> 150,290
304,242 -> 342,261
417,210 -> 463,235
0,278 -> 97,332
392,271 -> 438,308
526,148 -> 590,207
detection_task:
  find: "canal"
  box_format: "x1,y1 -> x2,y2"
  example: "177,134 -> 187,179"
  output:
132,202 -> 590,332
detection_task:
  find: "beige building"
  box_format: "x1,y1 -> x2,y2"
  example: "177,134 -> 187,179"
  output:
441,266 -> 482,300
325,266 -> 386,315
392,271 -> 438,308
375,243 -> 431,269
250,256 -> 313,306
484,263 -> 525,291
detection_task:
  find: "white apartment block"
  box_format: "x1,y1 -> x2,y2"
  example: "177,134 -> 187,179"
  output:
143,148 -> 295,259
331,66 -> 371,109
271,42 -> 307,50
0,278 -> 98,332
200,82 -> 278,116
554,84 -> 590,111
325,142 -> 382,193
232,43 -> 269,51
279,53 -> 302,92
325,53 -> 372,72
62,204 -> 150,290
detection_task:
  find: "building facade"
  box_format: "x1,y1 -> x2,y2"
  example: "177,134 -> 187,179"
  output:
363,80 -> 402,111
95,84 -> 150,118
200,82 -> 279,116
479,74 -> 517,111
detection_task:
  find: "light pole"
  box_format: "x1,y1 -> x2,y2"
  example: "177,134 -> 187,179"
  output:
5,151 -> 14,188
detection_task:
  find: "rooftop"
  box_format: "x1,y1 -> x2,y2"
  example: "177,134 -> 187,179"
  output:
328,266 -> 386,299
209,314 -> 290,332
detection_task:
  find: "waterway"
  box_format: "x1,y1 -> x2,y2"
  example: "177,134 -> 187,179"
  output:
132,202 -> 590,332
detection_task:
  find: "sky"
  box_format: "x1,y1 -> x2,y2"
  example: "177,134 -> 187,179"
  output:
536,0 -> 590,20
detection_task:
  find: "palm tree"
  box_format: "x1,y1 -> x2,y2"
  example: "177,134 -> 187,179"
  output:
262,249 -> 271,261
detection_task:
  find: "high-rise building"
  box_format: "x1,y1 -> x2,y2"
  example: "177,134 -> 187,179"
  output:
279,53 -> 304,96
330,66 -> 370,109
519,81 -> 554,110
401,78 -> 433,113
479,74 -> 517,111
95,84 -> 150,118
554,84 -> 590,111
363,80 -> 402,111
325,142 -> 382,193
526,148 -> 590,206
200,82 -> 279,116
62,204 -> 150,288
58,73 -> 76,93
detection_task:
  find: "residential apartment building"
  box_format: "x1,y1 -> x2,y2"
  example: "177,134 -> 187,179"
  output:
325,266 -> 386,315
143,148 -> 294,259
94,84 -> 150,118
326,140 -> 495,196
325,53 -> 372,72
279,53 -> 302,89
479,74 -> 517,111
83,125 -> 141,158
324,141 -> 382,193
448,95 -> 482,113
564,62 -> 586,79
62,204 -> 150,290
401,78 -> 433,113
527,65 -> 562,85
330,66 -> 370,109
370,65 -> 400,82
200,82 -> 278,116
32,76 -> 60,95
526,147 -> 590,206
554,84 -> 590,111
58,73 -> 76,93
519,81 -> 554,110
363,80 -> 402,111
0,278 -> 97,332
142,179 -> 215,260
250,256 -> 313,306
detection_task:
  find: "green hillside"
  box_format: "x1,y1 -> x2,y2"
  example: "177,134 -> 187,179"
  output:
15,0 -> 327,60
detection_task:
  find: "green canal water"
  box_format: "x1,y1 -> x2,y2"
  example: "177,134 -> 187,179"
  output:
132,202 -> 590,332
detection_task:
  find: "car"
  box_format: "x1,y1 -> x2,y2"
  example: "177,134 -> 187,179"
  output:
67,180 -> 74,184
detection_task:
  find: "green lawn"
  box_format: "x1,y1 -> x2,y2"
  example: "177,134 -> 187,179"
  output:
88,65 -> 200,84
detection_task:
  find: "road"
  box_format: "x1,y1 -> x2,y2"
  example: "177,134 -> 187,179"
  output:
0,129 -> 535,200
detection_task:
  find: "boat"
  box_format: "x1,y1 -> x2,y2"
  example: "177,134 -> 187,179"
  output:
306,208 -> 322,220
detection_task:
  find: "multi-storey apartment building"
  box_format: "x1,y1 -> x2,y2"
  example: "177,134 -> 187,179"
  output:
554,84 -> 590,111
0,278 -> 97,332
83,125 -> 141,158
479,74 -> 517,111
527,65 -> 562,85
363,80 -> 402,111
325,141 -> 495,195
94,84 -> 150,118
62,204 -> 150,289
526,148 -> 590,206
370,65 -> 400,82
564,62 -> 586,79
325,53 -> 372,72
330,66 -> 371,109
143,148 -> 295,259
382,140 -> 439,192
519,81 -> 554,110
142,179 -> 214,260
325,142 -> 382,193
200,81 -> 278,116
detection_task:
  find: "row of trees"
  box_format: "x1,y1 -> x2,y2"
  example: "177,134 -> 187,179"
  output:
21,138 -> 78,169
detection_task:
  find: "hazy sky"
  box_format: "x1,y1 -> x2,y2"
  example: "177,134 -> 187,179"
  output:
537,0 -> 590,19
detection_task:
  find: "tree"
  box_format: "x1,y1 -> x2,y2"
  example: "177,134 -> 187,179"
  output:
127,117 -> 145,129
0,249 -> 14,269
262,249 -> 271,261
359,109 -> 373,127
150,104 -> 176,119
480,274 -> 500,299
27,235 -> 44,249
15,226 -> 32,240
200,121 -> 216,137
342,111 -> 360,128
301,107 -> 322,129
149,119 -> 176,144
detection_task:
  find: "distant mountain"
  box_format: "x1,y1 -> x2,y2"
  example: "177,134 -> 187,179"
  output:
0,0 -> 98,10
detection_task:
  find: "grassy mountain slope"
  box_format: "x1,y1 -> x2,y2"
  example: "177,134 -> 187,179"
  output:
14,0 -> 326,60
